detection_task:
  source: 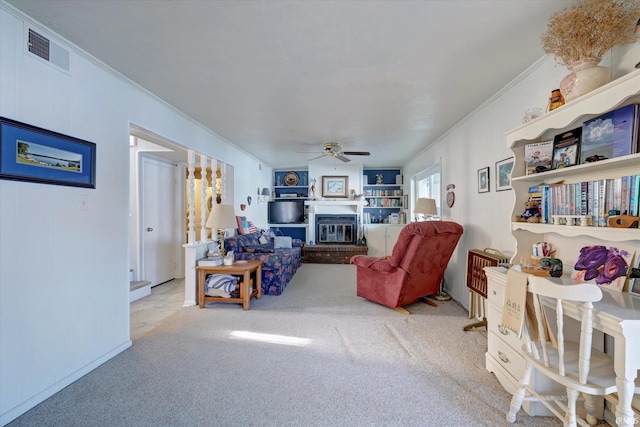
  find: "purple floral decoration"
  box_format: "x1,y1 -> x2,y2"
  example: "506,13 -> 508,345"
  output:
574,245 -> 630,285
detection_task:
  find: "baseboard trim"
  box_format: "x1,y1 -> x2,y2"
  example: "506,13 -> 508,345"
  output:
129,282 -> 151,302
0,341 -> 132,426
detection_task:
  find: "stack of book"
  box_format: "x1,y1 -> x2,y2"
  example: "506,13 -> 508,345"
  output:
528,175 -> 640,227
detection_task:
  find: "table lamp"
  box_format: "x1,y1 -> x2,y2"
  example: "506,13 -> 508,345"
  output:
414,198 -> 437,221
205,204 -> 237,256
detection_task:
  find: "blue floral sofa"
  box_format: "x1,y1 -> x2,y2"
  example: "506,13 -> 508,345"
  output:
224,233 -> 302,295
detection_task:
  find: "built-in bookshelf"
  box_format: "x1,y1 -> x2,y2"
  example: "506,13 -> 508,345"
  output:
362,168 -> 405,224
272,169 -> 309,199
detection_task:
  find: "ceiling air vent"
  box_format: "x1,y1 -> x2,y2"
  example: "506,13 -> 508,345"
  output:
27,28 -> 70,72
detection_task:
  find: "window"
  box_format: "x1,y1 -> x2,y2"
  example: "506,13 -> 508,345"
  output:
414,163 -> 441,218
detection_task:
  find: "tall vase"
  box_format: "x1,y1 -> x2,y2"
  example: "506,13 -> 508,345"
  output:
559,58 -> 611,103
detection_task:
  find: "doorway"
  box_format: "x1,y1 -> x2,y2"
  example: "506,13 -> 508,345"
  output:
128,129 -> 186,292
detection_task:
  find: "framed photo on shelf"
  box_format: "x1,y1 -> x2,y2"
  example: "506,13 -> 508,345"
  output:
495,157 -> 514,192
477,167 -> 489,193
0,116 -> 96,189
322,175 -> 349,198
629,258 -> 640,296
552,127 -> 580,169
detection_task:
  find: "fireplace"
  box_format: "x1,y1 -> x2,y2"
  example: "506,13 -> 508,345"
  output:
316,214 -> 357,245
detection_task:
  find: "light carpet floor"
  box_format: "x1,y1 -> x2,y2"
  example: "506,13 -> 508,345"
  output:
9,264 -> 568,427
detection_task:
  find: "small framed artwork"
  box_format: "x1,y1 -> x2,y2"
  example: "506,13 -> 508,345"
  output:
478,167 -> 489,193
495,157 -> 514,192
322,175 -> 349,198
0,116 -> 96,189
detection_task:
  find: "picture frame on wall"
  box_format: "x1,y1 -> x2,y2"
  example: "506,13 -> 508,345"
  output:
0,116 -> 96,189
478,167 -> 489,193
495,157 -> 514,192
322,175 -> 349,198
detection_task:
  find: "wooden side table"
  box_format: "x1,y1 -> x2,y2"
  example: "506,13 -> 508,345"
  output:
197,260 -> 262,310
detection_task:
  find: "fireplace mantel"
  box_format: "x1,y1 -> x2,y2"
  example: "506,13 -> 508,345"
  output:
305,200 -> 367,245
305,200 -> 367,208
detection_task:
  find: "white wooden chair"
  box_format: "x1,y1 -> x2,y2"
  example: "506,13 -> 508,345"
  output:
506,275 -> 618,427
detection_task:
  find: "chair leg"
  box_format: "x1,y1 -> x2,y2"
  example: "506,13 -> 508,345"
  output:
393,306 -> 411,315
507,365 -> 533,423
420,296 -> 438,307
582,393 -> 599,426
565,387 -> 579,427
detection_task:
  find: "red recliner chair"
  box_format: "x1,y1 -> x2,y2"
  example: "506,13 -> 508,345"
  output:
351,221 -> 463,313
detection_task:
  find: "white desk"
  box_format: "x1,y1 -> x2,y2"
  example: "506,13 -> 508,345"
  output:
486,267 -> 640,426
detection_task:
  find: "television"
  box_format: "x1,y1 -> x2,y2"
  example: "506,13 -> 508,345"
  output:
268,200 -> 304,224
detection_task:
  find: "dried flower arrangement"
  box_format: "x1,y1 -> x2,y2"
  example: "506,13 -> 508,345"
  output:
542,0 -> 640,68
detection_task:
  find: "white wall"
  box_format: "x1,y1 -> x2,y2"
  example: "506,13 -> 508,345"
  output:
0,4 -> 270,424
402,44 -> 640,307
308,162 -> 364,199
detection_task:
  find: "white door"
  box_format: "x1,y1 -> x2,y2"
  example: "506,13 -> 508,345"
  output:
142,157 -> 177,287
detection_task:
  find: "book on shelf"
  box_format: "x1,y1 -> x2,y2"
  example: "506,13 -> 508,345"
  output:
524,140 -> 553,175
630,175 -> 640,216
580,104 -> 639,163
552,127 -> 581,169
621,176 -> 629,216
597,178 -> 607,227
580,181 -> 589,217
531,175 -> 640,227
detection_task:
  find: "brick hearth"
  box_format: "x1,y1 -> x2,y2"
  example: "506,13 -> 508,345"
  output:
302,245 -> 368,264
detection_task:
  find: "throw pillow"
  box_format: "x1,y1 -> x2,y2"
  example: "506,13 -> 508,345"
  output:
274,236 -> 292,249
236,216 -> 258,235
258,235 -> 268,245
236,216 -> 247,235
246,220 -> 258,234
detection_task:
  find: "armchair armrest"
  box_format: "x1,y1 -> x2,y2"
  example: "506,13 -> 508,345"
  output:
350,255 -> 397,273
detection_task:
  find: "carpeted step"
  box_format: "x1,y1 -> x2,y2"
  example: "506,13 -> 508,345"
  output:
130,280 -> 151,291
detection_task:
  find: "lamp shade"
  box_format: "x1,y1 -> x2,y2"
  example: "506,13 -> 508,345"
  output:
205,204 -> 237,230
261,187 -> 270,196
414,198 -> 437,216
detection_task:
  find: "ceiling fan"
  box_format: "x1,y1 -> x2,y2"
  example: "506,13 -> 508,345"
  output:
299,141 -> 370,162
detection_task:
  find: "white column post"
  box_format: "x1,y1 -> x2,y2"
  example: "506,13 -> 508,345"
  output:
199,154 -> 208,242
186,150 -> 196,244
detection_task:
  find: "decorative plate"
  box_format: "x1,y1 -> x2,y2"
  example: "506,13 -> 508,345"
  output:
446,191 -> 455,208
284,171 -> 299,186
446,184 -> 456,208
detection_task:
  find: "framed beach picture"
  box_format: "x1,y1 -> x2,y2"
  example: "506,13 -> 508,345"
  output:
322,175 -> 349,198
0,116 -> 96,189
495,157 -> 514,192
478,167 -> 489,193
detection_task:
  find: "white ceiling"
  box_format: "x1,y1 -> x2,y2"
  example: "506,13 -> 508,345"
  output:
7,0 -> 575,169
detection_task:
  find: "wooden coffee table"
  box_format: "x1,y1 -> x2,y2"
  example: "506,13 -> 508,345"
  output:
197,260 -> 262,310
